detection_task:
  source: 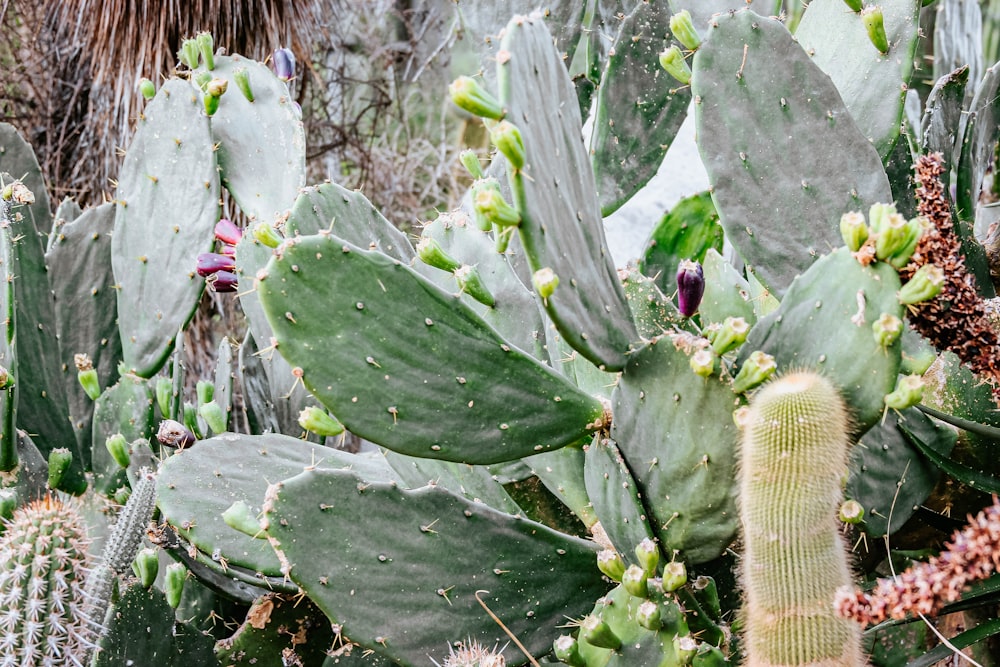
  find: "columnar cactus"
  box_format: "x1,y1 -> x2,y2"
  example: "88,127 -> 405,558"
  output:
0,494 -> 96,665
738,372 -> 863,667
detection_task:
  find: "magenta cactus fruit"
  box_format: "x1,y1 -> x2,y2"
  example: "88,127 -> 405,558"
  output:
196,252 -> 236,277
214,218 -> 242,246
273,47 -> 295,81
676,259 -> 705,317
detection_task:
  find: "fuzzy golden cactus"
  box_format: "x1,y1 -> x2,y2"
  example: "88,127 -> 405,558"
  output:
738,372 -> 864,667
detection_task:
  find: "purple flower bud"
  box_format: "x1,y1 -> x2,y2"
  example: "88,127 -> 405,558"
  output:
676,259 -> 705,317
214,218 -> 242,245
157,419 -> 196,449
196,252 -> 235,277
273,48 -> 295,81
220,244 -> 236,257
207,270 -> 238,293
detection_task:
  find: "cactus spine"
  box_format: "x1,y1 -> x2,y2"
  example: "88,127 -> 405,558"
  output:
738,372 -> 863,667
0,494 -> 96,665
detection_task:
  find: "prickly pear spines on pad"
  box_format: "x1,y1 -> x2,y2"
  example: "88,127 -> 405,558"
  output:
738,372 -> 863,666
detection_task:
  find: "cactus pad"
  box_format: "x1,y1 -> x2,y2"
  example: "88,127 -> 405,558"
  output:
258,234 -> 605,464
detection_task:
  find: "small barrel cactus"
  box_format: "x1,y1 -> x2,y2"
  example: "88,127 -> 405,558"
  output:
0,494 -> 96,665
738,372 -> 863,667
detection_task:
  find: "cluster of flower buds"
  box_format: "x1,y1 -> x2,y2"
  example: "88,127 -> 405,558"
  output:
196,219 -> 241,293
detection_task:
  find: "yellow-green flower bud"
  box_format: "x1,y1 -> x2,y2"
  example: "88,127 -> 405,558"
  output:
252,221 -> 283,248
132,547 -> 159,588
553,635 -> 586,667
203,93 -> 220,116
901,348 -> 937,376
843,0 -> 863,11
138,78 -> 156,100
622,564 -> 649,598
448,75 -> 504,120
580,615 -> 621,650
636,600 -> 662,631
234,67 -> 254,102
106,433 -> 131,469
473,185 -> 521,227
178,38 -> 199,69
298,406 -> 345,437
634,537 -> 659,577
47,448 -> 73,491
416,237 -> 461,273
199,400 -> 227,434
196,380 -> 214,406
862,6 -> 890,54
839,499 -> 865,524
710,316 -> 749,356
75,353 -> 100,399
669,10 -> 702,50
898,264 -> 944,305
659,45 -> 692,85
533,267 -> 560,300
490,120 -> 526,170
839,211 -> 869,252
469,179 -> 500,231
884,374 -> 924,410
454,265 -> 496,308
164,562 -> 187,609
875,212 -> 908,261
872,312 -> 902,348
690,348 -> 716,378
868,202 -> 897,234
196,32 -> 215,70
156,377 -> 172,417
223,500 -> 265,538
662,561 -> 687,592
674,635 -> 698,665
885,216 -> 928,269
459,149 -> 484,179
596,549 -> 625,582
731,350 -> 776,394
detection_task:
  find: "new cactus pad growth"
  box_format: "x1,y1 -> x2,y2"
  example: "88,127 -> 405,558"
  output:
738,372 -> 863,666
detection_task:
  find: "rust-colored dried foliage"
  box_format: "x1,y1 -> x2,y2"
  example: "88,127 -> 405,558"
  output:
900,153 -> 1000,404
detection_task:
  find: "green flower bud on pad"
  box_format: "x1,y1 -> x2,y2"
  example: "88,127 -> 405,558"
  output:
862,5 -> 890,54
47,448 -> 73,491
459,149 -> 484,179
75,353 -> 100,400
490,120 -> 526,170
454,265 -> 496,308
843,0 -> 863,11
449,75 -> 504,120
898,264 -> 944,305
416,237 -> 462,273
662,561 -> 687,592
872,313 -> 902,348
868,202 -> 897,233
132,547 -> 159,588
533,267 -> 560,300
886,216 -> 928,269
875,212 -> 908,261
636,600 -> 662,631
732,350 -> 776,394
839,499 -> 865,524
597,549 -> 625,582
298,406 -> 345,437
196,32 -> 215,70
165,562 -> 187,609
156,377 -> 171,416
580,615 -> 621,650
634,537 -> 659,576
669,10 -> 702,50
252,221 -> 283,248
473,185 -> 521,227
199,400 -> 227,434
138,78 -> 156,100
105,433 -> 131,469
233,67 -> 254,102
884,374 -> 924,410
179,38 -> 199,69
622,563 -> 649,598
690,348 -> 716,378
674,636 -> 698,665
223,500 -> 265,538
553,635 -> 586,667
710,316 -> 749,355
659,45 -> 692,85
206,78 -> 228,98
839,211 -> 868,252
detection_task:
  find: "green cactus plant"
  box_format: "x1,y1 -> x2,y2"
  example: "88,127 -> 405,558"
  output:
738,372 -> 863,666
0,494 -> 96,665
